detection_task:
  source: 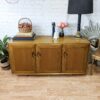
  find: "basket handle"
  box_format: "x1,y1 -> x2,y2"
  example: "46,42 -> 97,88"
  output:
18,18 -> 32,26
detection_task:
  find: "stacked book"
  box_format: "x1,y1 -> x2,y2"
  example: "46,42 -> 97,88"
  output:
13,32 -> 36,40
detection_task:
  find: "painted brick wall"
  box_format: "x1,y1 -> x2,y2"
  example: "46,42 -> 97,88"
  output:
0,0 -> 100,39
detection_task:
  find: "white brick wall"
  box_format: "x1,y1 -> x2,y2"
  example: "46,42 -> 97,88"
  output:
0,0 -> 100,39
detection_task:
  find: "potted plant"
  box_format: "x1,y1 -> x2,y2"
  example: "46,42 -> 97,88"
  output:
81,20 -> 100,63
0,35 -> 10,69
58,22 -> 69,37
81,20 -> 100,51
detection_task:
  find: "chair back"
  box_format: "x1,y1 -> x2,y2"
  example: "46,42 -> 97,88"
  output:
89,37 -> 99,51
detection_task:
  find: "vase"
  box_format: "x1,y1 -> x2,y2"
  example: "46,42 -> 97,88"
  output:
59,29 -> 64,37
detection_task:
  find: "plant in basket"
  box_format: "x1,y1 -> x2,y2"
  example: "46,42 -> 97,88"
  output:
0,35 -> 10,69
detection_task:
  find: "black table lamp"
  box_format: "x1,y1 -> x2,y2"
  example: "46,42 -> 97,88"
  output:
68,0 -> 93,37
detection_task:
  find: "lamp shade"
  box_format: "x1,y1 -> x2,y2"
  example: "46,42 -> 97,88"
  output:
68,0 -> 93,14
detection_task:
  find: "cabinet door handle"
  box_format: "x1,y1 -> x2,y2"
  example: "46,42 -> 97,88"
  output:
32,52 -> 36,58
37,52 -> 41,57
64,51 -> 68,58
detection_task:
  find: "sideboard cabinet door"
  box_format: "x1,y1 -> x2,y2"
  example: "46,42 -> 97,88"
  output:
9,43 -> 36,75
62,44 -> 89,74
36,44 -> 62,73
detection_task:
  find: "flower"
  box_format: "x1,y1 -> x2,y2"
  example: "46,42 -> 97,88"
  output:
58,22 -> 68,29
57,22 -> 69,37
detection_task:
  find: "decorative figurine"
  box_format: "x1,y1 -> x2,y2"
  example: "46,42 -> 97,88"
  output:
53,27 -> 59,40
52,22 -> 56,37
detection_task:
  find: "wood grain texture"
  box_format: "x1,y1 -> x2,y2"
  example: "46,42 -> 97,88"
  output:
8,36 -> 90,75
36,44 -> 62,73
62,44 -> 89,74
9,43 -> 36,74
0,65 -> 100,100
9,36 -> 90,44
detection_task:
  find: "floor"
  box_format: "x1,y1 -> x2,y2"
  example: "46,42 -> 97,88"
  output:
0,65 -> 100,100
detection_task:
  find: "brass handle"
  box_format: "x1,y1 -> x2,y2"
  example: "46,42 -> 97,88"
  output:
32,52 -> 36,58
64,51 -> 68,58
37,52 -> 41,57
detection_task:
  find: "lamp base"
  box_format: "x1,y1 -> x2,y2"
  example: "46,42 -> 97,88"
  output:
75,31 -> 82,38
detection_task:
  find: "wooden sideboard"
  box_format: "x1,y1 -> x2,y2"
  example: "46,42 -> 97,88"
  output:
8,36 -> 90,75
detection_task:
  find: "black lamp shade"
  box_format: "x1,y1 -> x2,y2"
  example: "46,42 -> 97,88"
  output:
68,0 -> 93,14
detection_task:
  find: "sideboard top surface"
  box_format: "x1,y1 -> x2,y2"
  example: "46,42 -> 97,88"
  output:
9,36 -> 90,44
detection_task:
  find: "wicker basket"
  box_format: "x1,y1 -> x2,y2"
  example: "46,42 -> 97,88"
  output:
18,18 -> 32,33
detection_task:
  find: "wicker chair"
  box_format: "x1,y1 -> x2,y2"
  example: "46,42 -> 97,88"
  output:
89,38 -> 99,75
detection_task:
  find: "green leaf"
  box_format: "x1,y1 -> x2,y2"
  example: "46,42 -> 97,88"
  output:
3,35 -> 9,46
0,52 -> 4,59
0,35 -> 9,59
0,44 -> 3,52
0,40 -> 4,48
2,48 -> 8,56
